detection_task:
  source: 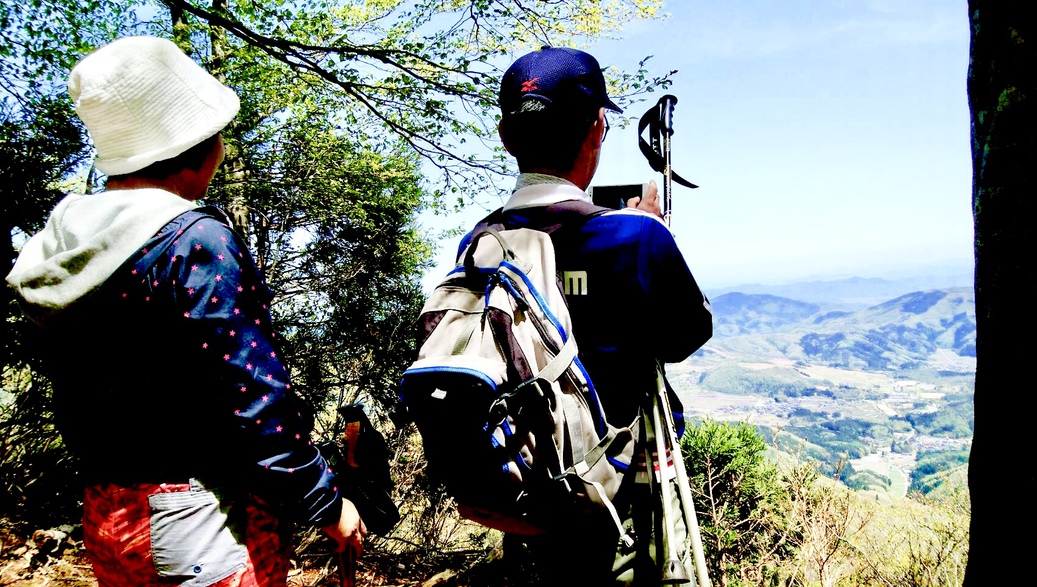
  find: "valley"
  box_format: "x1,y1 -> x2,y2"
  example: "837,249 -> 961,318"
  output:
669,279 -> 975,497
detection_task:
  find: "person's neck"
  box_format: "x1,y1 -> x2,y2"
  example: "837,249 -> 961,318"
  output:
105,175 -> 198,201
521,168 -> 587,189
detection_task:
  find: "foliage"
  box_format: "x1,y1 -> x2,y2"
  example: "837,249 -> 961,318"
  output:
680,420 -> 795,586
698,362 -> 835,398
2,0 -> 674,207
0,92 -> 90,531
839,466 -> 891,492
216,108 -> 434,425
898,407 -> 972,439
909,450 -> 969,495
786,418 -> 891,462
842,489 -> 970,587
61,0 -> 672,207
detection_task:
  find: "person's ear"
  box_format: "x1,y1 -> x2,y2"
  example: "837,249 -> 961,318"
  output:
498,119 -> 515,156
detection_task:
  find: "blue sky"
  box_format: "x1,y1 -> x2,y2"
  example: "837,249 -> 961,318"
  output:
420,0 -> 973,291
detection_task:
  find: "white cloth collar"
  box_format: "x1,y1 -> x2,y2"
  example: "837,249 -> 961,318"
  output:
503,173 -> 592,211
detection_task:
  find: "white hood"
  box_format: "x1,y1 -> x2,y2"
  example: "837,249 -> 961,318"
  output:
6,188 -> 199,323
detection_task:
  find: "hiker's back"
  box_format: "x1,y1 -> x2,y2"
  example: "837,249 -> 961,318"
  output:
400,206 -> 638,534
464,203 -> 713,427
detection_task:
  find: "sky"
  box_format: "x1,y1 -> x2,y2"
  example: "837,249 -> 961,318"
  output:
418,0 -> 974,292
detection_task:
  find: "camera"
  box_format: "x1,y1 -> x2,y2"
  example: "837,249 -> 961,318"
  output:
587,183 -> 650,210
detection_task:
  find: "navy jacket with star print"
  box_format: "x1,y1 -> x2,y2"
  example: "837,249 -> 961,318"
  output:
34,206 -> 341,526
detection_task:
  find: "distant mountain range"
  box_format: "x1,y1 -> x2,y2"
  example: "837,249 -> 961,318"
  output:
706,287 -> 975,372
706,273 -> 973,308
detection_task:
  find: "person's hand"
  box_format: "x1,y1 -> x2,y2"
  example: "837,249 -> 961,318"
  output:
625,179 -> 663,218
322,498 -> 367,556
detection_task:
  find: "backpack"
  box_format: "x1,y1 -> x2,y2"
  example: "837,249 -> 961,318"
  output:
398,204 -> 637,536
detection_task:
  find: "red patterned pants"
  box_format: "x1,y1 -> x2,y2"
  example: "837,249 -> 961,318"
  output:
83,482 -> 292,587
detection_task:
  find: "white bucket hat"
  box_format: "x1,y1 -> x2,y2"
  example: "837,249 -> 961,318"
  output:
68,36 -> 240,176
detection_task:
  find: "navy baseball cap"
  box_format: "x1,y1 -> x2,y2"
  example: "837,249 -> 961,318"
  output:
499,47 -> 622,118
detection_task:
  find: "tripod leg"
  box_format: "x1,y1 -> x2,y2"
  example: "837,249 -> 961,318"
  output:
646,393 -> 692,585
655,368 -> 711,587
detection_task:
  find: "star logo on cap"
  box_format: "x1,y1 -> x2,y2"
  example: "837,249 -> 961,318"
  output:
521,78 -> 539,92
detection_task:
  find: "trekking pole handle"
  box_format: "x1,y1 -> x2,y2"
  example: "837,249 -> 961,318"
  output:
659,95 -> 677,135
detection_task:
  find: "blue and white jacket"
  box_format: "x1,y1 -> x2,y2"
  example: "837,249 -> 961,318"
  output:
458,176 -> 713,428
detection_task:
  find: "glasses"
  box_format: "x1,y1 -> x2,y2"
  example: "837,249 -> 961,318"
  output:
601,114 -> 610,143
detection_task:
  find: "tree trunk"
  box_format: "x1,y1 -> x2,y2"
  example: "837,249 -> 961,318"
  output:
965,2 -> 1037,584
208,0 -> 252,248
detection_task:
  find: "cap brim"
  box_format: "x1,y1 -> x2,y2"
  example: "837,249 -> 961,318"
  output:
604,97 -> 623,114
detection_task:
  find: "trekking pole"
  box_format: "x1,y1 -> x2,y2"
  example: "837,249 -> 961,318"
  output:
637,94 -> 698,224
639,95 -> 711,587
658,95 -> 675,225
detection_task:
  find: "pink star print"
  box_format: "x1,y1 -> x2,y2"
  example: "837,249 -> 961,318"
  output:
141,248 -> 148,254
215,275 -> 223,282
153,280 -> 159,286
238,286 -> 244,292
221,236 -> 227,242
202,343 -> 208,349
250,341 -> 258,348
294,434 -> 301,439
191,265 -> 199,271
255,319 -> 261,325
197,225 -> 204,231
240,386 -> 247,392
233,308 -> 240,315
188,288 -> 195,295
211,296 -> 219,303
131,269 -> 137,275
229,330 -> 236,337
275,426 -> 283,432
217,254 -> 225,260
266,374 -> 274,381
246,363 -> 253,370
270,351 -> 276,358
224,354 -> 231,361
195,244 -> 202,250
121,293 -> 127,298
184,312 -> 191,318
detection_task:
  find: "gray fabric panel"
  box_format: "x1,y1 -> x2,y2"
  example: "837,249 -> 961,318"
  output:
149,486 -> 247,587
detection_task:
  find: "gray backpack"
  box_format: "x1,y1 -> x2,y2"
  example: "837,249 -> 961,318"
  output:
398,213 -> 636,535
